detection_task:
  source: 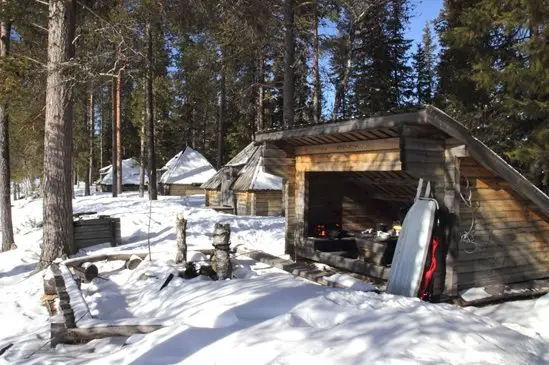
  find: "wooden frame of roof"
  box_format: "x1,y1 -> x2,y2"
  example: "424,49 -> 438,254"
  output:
256,105 -> 549,217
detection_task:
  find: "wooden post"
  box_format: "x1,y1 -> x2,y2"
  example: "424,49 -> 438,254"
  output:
212,223 -> 231,280
175,214 -> 187,264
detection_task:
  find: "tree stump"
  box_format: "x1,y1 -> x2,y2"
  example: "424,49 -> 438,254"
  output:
175,214 -> 187,264
212,223 -> 232,280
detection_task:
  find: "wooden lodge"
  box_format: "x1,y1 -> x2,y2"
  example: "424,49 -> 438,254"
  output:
202,143 -> 283,216
256,106 -> 549,299
160,147 -> 217,197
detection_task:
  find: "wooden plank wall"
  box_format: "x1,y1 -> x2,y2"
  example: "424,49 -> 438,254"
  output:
401,134 -> 452,297
73,218 -> 121,250
263,142 -> 296,255
205,189 -> 220,207
253,191 -> 283,216
456,157 -> 549,288
166,184 -> 204,197
235,192 -> 251,215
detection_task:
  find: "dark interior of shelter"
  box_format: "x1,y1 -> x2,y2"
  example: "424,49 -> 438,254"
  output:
305,171 -> 420,267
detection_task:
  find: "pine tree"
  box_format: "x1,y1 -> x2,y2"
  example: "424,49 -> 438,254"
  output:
413,22 -> 436,104
39,0 -> 77,269
436,0 -> 549,190
0,0 -> 15,251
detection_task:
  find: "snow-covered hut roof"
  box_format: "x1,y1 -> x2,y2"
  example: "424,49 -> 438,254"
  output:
232,145 -> 283,192
201,142 -> 258,190
100,158 -> 146,186
160,147 -> 216,185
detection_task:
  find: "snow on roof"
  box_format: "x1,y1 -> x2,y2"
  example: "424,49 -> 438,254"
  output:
100,158 -> 146,186
249,157 -> 283,190
160,147 -> 216,185
232,145 -> 283,192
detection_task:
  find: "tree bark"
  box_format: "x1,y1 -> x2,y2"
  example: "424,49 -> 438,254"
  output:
332,10 -> 369,120
85,90 -> 94,196
312,0 -> 321,124
146,22 -> 157,200
212,223 -> 231,280
116,70 -> 122,195
0,11 -> 15,251
256,51 -> 264,131
99,85 -> 103,170
39,0 -> 77,269
139,119 -> 145,198
283,0 -> 295,128
111,78 -> 118,197
175,214 -> 187,263
217,49 -> 226,169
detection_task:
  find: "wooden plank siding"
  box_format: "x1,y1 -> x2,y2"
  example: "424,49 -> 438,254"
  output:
205,189 -> 220,207
252,191 -> 283,216
455,157 -> 549,289
73,218 -> 121,250
165,184 -> 204,197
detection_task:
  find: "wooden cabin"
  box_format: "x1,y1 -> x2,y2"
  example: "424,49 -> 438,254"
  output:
160,147 -> 216,197
202,143 -> 283,216
256,106 -> 549,300
99,158 -> 145,192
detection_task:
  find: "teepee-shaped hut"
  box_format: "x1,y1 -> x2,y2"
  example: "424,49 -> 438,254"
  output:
201,142 -> 283,216
160,147 -> 217,196
99,157 -> 145,192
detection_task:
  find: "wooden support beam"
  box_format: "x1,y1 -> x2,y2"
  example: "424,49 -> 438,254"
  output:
256,110 -> 426,142
295,138 -> 400,155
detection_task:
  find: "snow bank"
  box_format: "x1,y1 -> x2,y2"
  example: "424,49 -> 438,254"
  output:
2,192 -> 549,364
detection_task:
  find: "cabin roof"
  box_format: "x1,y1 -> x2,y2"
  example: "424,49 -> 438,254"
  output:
232,145 -> 283,192
255,105 -> 549,216
160,147 -> 216,185
200,142 -> 260,190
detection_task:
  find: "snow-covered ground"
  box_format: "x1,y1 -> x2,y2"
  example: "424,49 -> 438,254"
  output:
1,187 -> 549,364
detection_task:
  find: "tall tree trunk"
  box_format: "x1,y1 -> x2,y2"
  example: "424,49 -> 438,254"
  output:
99,84 -> 103,169
332,10 -> 368,120
0,12 -> 14,251
312,0 -> 321,124
39,0 -> 76,269
85,90 -> 94,196
116,70 -> 122,194
283,0 -> 295,128
217,50 -> 226,169
139,120 -> 145,198
146,22 -> 157,200
111,77 -> 118,197
256,51 -> 264,131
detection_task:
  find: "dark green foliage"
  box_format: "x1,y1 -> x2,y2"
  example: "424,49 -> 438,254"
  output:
436,0 -> 549,190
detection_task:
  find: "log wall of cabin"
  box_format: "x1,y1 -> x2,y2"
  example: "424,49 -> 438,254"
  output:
166,184 -> 204,197
263,142 -> 296,255
252,191 -> 283,216
205,189 -> 220,207
400,134 -> 458,297
235,192 -> 252,215
456,157 -> 549,289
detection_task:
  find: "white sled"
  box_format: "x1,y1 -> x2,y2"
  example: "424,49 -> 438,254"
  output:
386,180 -> 438,297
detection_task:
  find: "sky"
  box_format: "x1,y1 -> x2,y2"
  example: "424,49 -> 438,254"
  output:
408,0 -> 444,50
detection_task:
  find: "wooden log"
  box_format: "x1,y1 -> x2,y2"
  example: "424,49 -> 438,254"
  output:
43,267 -> 57,296
63,252 -> 150,267
212,223 -> 232,280
54,324 -> 165,345
175,214 -> 187,264
80,263 -> 98,282
126,254 -> 143,270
